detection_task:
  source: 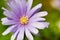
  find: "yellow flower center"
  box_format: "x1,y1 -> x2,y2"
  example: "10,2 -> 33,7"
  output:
20,16 -> 28,25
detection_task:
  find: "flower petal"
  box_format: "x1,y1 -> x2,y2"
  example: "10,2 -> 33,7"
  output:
30,18 -> 46,22
1,18 -> 17,25
7,0 -> 26,16
27,25 -> 39,35
21,0 -> 27,13
2,25 -> 17,35
27,0 -> 33,12
31,11 -> 48,19
17,27 -> 24,40
7,1 -> 18,11
2,7 -> 7,10
26,4 -> 42,18
31,22 -> 49,29
11,28 -> 20,40
25,28 -> 33,40
7,1 -> 20,16
3,8 -> 18,19
14,0 -> 25,15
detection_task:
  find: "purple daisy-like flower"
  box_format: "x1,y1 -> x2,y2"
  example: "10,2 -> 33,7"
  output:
1,0 -> 49,40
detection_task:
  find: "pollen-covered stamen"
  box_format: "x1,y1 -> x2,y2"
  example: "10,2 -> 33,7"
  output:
20,16 -> 29,25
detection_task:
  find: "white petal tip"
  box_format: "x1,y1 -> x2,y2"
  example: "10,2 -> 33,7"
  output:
44,22 -> 49,28
35,31 -> 39,35
1,19 -> 5,25
2,23 -> 4,25
1,18 -> 6,21
11,36 -> 14,40
2,33 -> 6,36
35,33 -> 40,36
2,7 -> 4,9
35,32 -> 39,35
44,11 -> 48,15
1,18 -> 3,21
2,7 -> 6,10
41,11 -> 48,17
46,22 -> 50,28
36,3 -> 42,9
39,3 -> 42,7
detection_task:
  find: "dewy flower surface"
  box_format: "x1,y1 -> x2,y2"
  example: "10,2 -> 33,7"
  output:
1,0 -> 49,40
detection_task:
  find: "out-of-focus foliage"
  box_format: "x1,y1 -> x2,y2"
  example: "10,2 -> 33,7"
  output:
0,0 -> 60,40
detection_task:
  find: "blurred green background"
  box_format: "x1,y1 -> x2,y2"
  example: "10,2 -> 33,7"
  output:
0,0 -> 60,40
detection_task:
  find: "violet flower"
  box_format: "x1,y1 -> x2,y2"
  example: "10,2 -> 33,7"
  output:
1,0 -> 49,40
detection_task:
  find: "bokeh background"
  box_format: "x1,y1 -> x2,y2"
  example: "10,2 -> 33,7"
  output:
0,0 -> 60,40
